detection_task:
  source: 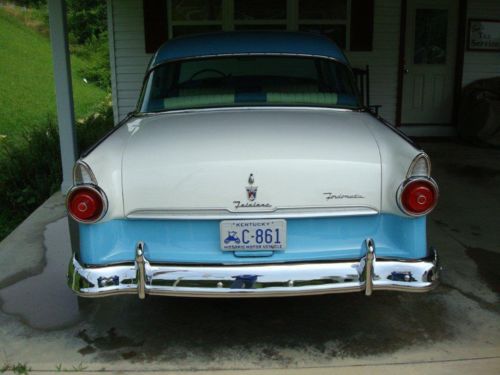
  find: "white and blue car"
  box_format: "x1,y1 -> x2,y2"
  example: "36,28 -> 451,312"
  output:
67,32 -> 439,299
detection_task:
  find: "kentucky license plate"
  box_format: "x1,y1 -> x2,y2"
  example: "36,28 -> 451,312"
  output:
220,219 -> 287,251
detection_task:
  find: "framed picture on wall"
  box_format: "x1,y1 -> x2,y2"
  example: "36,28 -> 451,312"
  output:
468,19 -> 500,51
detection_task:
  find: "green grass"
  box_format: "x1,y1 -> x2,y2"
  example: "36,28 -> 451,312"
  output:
0,8 -> 107,139
0,7 -> 113,241
0,102 -> 114,241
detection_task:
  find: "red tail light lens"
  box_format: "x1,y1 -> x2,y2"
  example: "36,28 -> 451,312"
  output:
67,186 -> 106,223
398,178 -> 438,216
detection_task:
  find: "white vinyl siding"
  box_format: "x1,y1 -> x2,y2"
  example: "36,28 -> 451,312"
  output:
346,0 -> 401,123
462,0 -> 500,86
109,0 -> 151,120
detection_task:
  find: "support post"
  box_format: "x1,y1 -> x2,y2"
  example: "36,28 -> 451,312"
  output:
48,0 -> 77,193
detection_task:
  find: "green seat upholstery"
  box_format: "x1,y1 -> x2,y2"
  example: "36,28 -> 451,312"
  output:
162,87 -> 339,109
164,88 -> 235,110
267,92 -> 338,106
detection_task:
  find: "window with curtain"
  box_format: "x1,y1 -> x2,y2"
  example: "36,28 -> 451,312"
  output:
169,0 -> 223,38
166,0 -> 350,48
298,0 -> 348,49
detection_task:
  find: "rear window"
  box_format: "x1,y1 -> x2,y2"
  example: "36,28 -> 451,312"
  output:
139,55 -> 360,112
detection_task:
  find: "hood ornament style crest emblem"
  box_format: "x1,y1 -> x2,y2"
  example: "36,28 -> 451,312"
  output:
246,173 -> 257,201
233,173 -> 271,209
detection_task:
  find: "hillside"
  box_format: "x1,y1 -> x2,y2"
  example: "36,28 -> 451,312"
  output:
0,8 -> 107,138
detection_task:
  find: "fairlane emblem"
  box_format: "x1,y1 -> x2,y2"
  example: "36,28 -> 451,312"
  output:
233,173 -> 272,209
246,173 -> 257,201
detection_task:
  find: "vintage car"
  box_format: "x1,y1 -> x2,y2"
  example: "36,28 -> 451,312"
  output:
67,32 -> 439,299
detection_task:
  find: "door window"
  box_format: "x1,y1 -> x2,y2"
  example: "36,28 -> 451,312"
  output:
413,9 -> 448,64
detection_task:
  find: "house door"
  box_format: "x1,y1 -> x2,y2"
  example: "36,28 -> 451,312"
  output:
401,0 -> 458,125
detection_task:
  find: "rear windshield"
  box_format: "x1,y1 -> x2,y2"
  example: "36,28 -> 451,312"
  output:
139,55 -> 360,112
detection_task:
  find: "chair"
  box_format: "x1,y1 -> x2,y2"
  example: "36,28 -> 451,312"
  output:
352,65 -> 382,115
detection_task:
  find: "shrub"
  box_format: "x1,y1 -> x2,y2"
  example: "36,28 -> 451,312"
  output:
0,100 -> 114,240
7,1 -> 111,91
72,33 -> 111,91
76,98 -> 114,151
0,120 -> 61,222
66,0 -> 107,45
11,0 -> 107,45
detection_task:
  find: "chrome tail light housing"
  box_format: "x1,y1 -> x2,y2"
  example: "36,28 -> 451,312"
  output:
68,161 -> 107,223
67,185 -> 108,223
398,153 -> 438,216
397,177 -> 439,216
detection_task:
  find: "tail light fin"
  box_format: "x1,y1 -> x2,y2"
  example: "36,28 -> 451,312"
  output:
398,153 -> 438,216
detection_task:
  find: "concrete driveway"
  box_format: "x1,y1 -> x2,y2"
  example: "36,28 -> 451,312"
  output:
0,140 -> 498,374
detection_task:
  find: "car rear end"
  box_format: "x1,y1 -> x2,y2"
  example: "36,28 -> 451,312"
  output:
67,111 -> 439,299
67,34 -> 439,299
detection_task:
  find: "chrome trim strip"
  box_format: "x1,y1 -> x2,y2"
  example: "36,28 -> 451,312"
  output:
127,206 -> 379,220
68,244 -> 439,299
136,105 -> 355,117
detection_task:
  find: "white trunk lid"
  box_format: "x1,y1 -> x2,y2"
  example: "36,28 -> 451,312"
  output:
122,109 -> 381,216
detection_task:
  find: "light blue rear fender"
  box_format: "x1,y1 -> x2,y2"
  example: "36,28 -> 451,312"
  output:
78,214 -> 428,266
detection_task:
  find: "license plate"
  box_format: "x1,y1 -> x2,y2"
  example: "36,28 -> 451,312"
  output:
220,219 -> 287,251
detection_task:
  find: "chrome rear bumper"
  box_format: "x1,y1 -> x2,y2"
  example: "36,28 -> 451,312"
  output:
68,240 -> 439,298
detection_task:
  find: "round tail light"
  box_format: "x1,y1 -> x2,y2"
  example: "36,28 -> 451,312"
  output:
398,178 -> 438,216
67,185 -> 107,223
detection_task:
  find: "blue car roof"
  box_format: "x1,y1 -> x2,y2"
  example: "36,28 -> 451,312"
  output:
150,31 -> 348,68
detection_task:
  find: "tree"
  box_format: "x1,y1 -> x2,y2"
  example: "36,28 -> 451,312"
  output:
66,0 -> 107,45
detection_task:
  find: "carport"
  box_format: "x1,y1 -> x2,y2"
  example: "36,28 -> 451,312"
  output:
0,0 -> 498,372
46,0 -> 500,192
